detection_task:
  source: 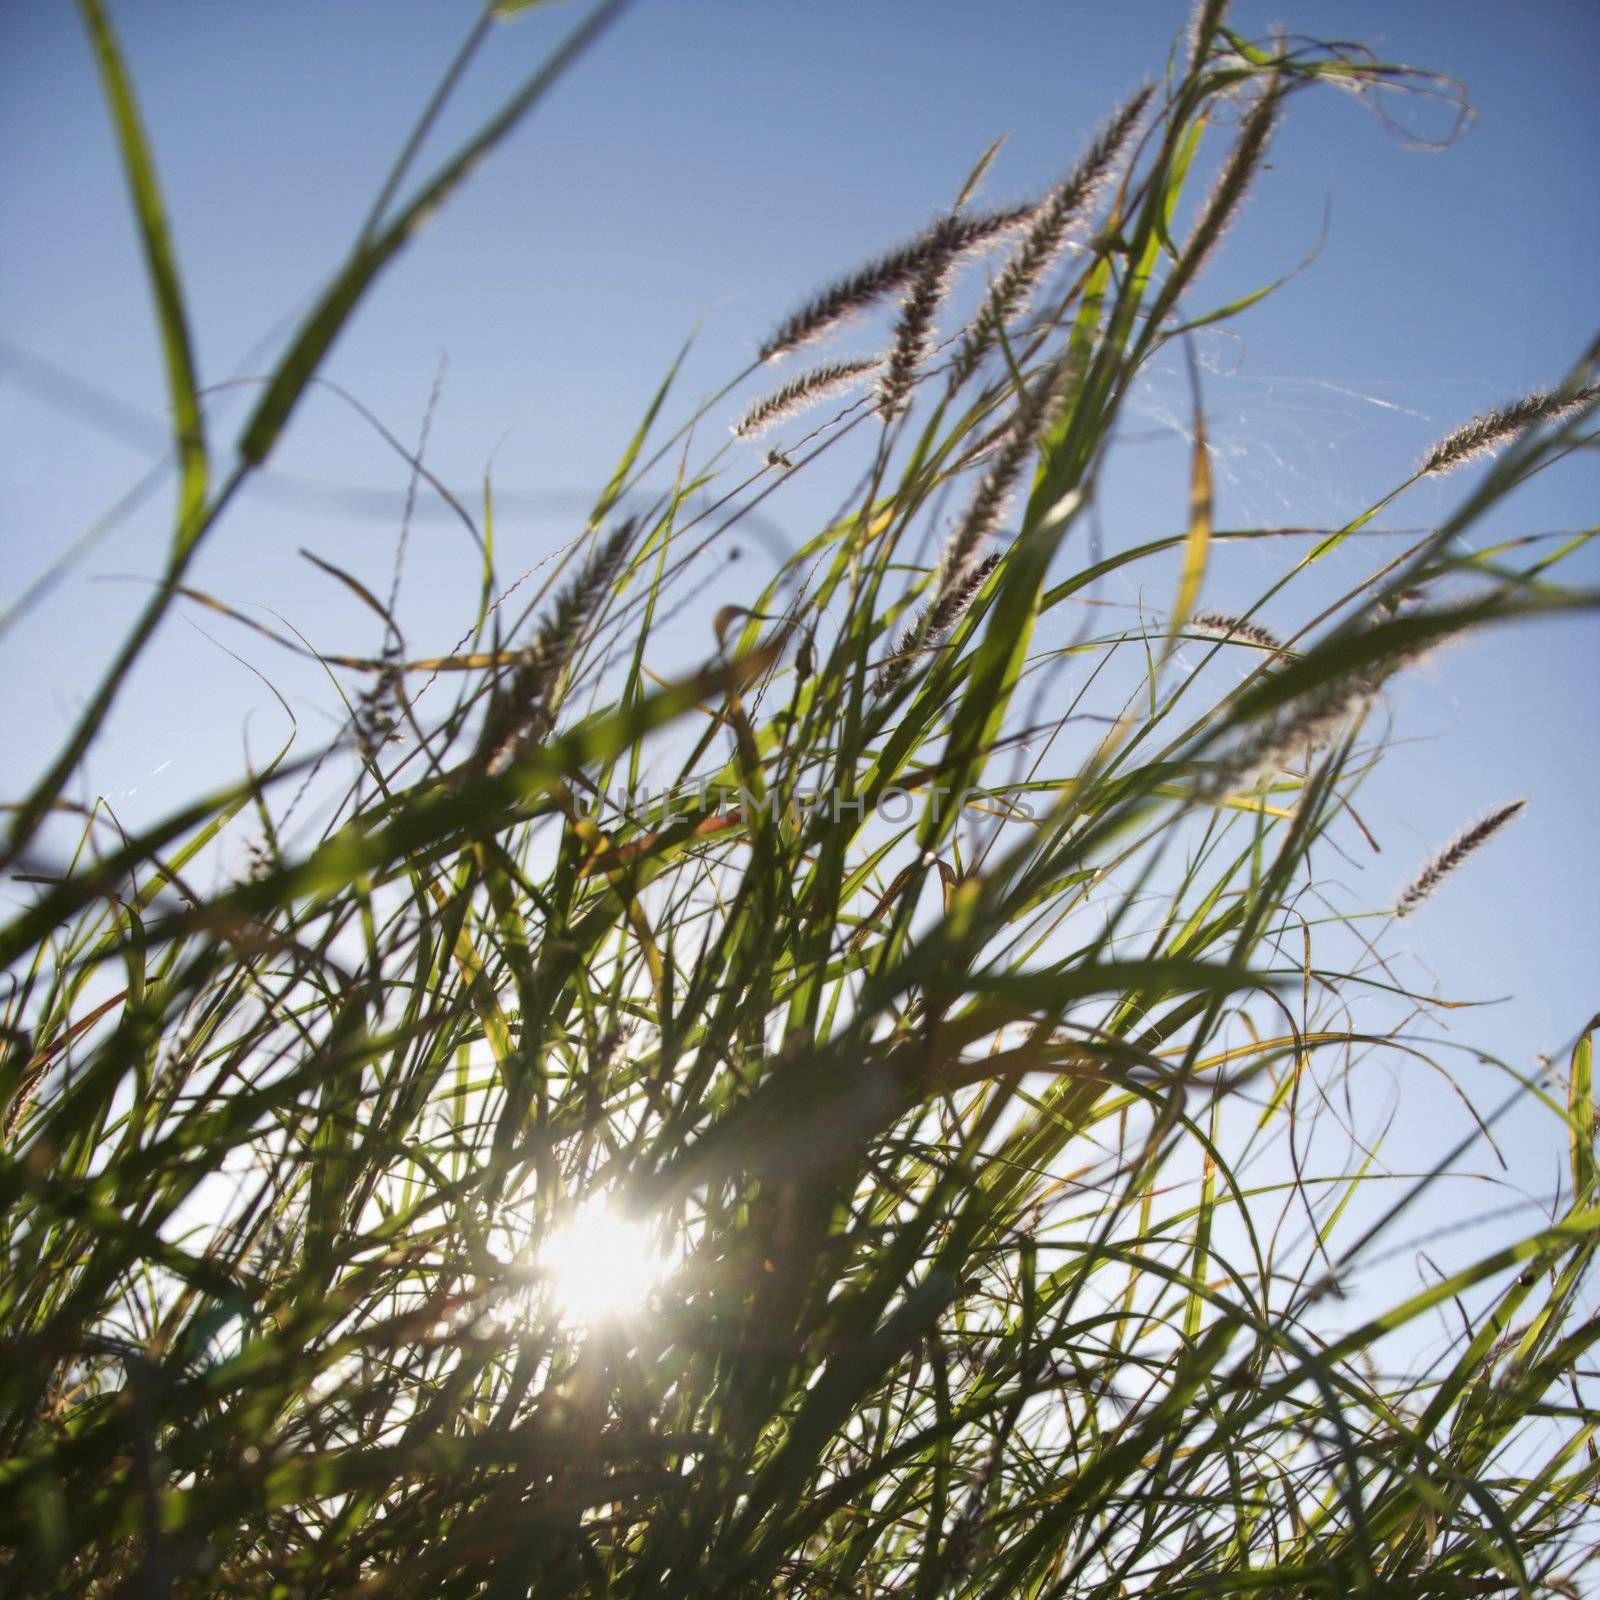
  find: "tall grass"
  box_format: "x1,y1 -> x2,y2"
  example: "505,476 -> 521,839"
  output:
3,3 -> 1598,1596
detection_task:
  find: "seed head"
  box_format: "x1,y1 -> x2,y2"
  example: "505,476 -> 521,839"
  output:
475,517 -> 637,774
1203,671 -> 1377,799
876,553 -> 1001,696
952,85 -> 1153,384
1167,69 -> 1283,302
734,358 -> 879,439
1189,610 -> 1283,653
1419,386 -> 1600,477
1187,0 -> 1231,73
941,369 -> 1062,574
354,660 -> 406,761
758,203 -> 1033,364
878,247 -> 957,418
1395,799 -> 1526,918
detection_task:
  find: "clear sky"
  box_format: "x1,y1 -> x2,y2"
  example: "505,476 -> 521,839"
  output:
2,1 -> 1596,1286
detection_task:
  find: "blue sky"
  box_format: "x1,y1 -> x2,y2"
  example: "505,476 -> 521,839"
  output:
2,1 -> 1596,1287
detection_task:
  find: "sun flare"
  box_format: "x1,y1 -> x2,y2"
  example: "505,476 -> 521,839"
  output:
539,1199 -> 670,1325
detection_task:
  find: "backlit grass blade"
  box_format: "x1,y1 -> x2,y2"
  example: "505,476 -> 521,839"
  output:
75,0 -> 208,551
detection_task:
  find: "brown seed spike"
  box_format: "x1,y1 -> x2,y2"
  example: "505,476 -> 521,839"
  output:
734,358 -> 880,440
758,203 -> 1034,364
474,516 -> 638,775
878,244 -> 957,419
1186,73 -> 1281,279
940,365 -> 1062,574
1187,0 -> 1231,73
1395,799 -> 1527,918
876,553 -> 1001,696
953,85 -> 1154,385
1419,386 -> 1600,477
1202,670 -> 1378,800
1189,610 -> 1283,652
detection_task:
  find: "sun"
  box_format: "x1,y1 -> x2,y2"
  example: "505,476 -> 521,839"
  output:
539,1198 -> 670,1325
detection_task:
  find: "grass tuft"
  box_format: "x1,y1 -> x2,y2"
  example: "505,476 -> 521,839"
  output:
3,12 -> 1596,1599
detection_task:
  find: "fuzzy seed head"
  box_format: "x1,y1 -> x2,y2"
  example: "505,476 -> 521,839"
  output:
876,553 -> 1001,697
475,517 -> 638,774
942,370 -> 1062,573
1395,799 -> 1527,917
1203,672 -> 1377,800
734,358 -> 879,440
878,249 -> 957,418
1170,70 -> 1283,299
1419,387 -> 1600,477
952,85 -> 1153,385
758,203 -> 1034,364
1189,610 -> 1283,653
1187,0 -> 1231,73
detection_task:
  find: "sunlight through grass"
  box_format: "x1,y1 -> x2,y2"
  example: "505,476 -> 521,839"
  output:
539,1198 -> 673,1325
1,3 -> 1595,1595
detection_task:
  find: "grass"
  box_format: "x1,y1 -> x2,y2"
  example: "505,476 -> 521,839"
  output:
2,2 -> 1598,1595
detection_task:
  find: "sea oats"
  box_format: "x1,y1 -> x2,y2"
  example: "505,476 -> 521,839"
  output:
734,358 -> 879,439
758,203 -> 1034,363
1395,799 -> 1526,917
1419,386 -> 1600,477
